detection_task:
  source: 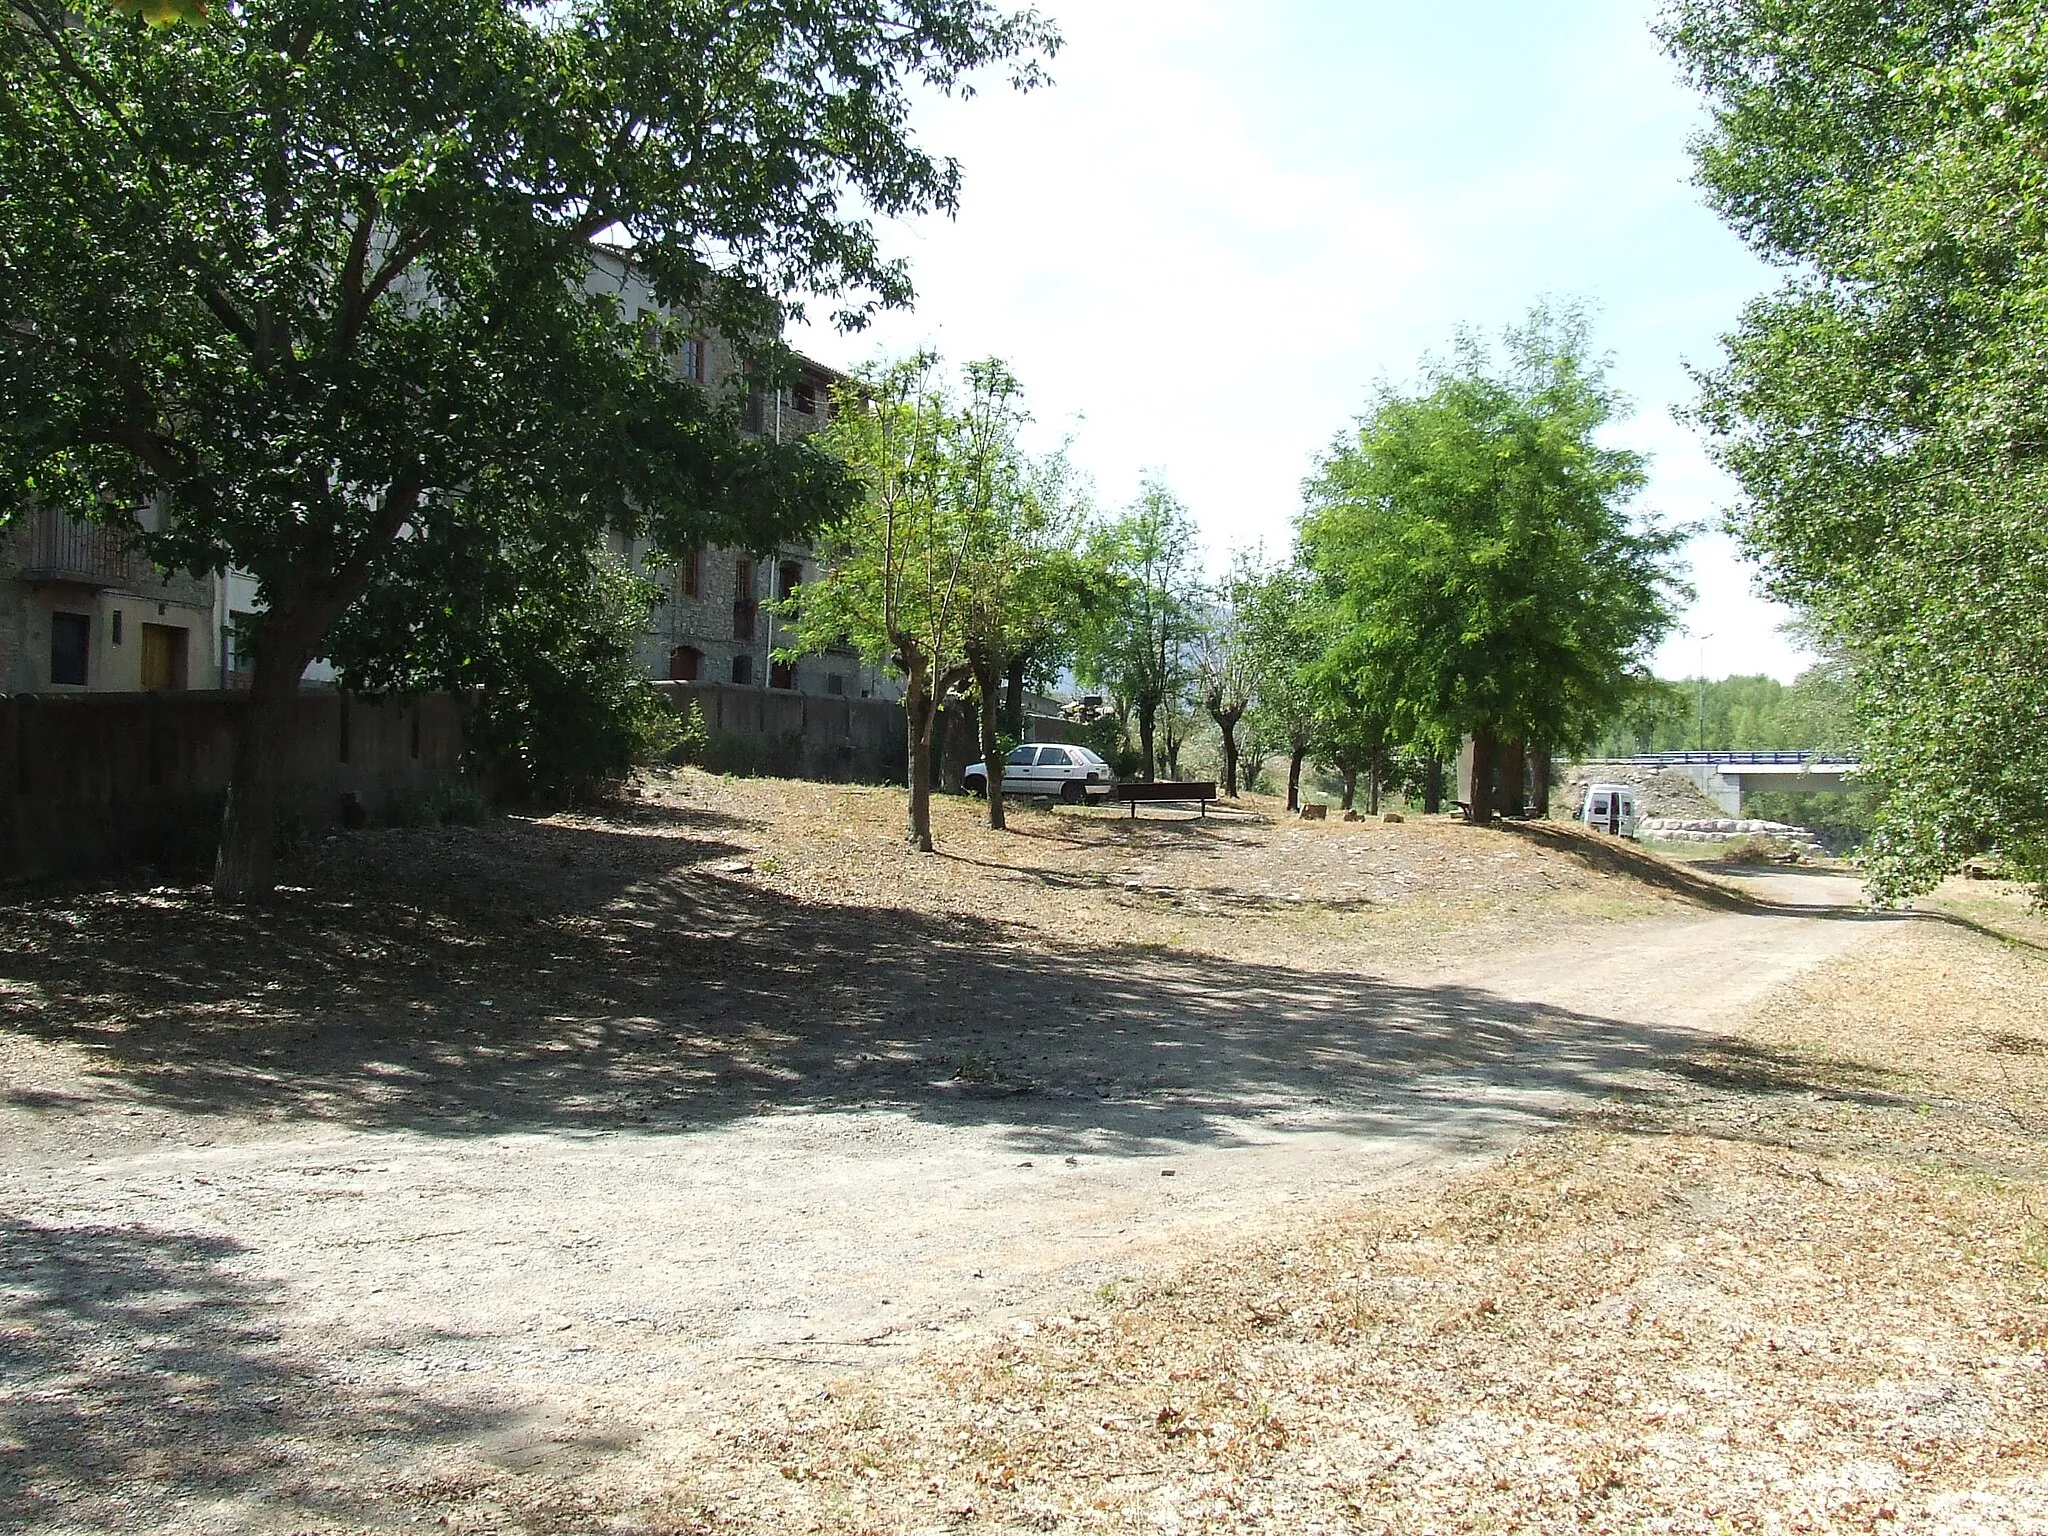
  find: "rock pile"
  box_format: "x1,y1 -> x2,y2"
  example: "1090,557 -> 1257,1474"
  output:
1555,764 -> 1728,822
1638,816 -> 1827,854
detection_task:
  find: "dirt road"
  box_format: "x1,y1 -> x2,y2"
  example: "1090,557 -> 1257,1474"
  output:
0,816 -> 1899,1534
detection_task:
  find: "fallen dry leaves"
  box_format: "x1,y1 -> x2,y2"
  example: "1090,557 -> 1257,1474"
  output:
606,907 -> 2048,1536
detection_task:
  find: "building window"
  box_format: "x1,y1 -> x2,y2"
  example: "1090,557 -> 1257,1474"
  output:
777,559 -> 802,601
769,658 -> 795,691
678,547 -> 702,598
225,610 -> 257,683
731,653 -> 753,686
668,645 -> 702,682
827,673 -> 845,696
732,558 -> 757,641
742,390 -> 766,435
111,610 -> 123,646
680,337 -> 706,383
49,611 -> 89,686
793,379 -> 817,416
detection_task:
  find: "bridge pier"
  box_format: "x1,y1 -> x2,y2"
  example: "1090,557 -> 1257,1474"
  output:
1683,765 -> 1744,816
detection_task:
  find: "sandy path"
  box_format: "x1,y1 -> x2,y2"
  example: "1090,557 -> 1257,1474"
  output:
0,870 -> 1891,1531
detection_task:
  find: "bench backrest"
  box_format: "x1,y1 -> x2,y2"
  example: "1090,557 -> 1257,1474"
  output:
1112,780 -> 1217,800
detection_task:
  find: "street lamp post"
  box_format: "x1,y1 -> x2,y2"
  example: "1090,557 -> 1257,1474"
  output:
1695,632 -> 1713,751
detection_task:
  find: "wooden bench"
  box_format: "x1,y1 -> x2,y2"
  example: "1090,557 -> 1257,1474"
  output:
1109,780 -> 1218,818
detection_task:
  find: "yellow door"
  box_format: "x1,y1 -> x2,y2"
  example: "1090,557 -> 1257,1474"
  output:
140,623 -> 187,691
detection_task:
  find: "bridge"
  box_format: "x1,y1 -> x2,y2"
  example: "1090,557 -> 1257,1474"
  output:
1585,751 -> 1862,815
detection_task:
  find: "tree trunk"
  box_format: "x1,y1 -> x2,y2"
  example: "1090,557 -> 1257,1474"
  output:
974,654 -> 1006,831
1002,652 -> 1028,740
904,665 -> 937,852
213,636 -> 310,901
1424,757 -> 1443,815
1502,736 -> 1528,819
1531,746 -> 1552,819
1466,727 -> 1497,826
1340,767 -> 1357,811
1287,737 -> 1307,812
1367,743 -> 1382,815
1215,707 -> 1242,798
1137,701 -> 1158,782
1240,748 -> 1258,796
938,703 -> 976,796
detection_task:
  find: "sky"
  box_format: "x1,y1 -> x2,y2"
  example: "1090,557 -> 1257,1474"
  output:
788,0 -> 1814,684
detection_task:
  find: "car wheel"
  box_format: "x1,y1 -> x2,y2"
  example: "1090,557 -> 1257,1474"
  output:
1060,780 -> 1084,804
966,775 -> 986,798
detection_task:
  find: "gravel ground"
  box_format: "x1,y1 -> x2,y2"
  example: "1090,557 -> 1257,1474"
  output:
0,773 -> 1981,1534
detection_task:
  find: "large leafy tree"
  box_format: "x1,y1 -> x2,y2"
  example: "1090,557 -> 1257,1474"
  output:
1238,560 -> 1326,811
1195,557 -> 1258,798
1663,0 -> 2048,898
1076,480 -> 1205,782
931,360 -> 1093,833
0,0 -> 1055,897
1301,309 -> 1685,825
786,354 -> 1010,852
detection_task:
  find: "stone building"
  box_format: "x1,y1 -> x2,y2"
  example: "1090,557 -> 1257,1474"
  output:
587,254 -> 899,702
0,506 -> 222,694
3,255 -> 891,704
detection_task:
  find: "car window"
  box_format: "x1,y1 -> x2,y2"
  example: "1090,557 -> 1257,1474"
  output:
1005,745 -> 1037,765
1038,747 -> 1072,766
1074,748 -> 1106,766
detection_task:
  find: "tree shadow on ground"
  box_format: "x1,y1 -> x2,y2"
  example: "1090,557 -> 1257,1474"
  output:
1503,820 -> 1756,909
0,813 -> 1916,1153
0,1218 -> 502,1532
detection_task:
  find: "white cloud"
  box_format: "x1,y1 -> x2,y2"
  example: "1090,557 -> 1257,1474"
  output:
792,0 -> 1815,682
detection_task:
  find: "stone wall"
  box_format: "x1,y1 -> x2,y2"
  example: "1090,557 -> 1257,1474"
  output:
653,681 -> 905,784
0,690 -> 463,882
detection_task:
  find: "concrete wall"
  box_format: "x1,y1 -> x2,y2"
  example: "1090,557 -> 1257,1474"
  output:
0,691 -> 463,882
1021,713 -> 1088,746
653,681 -> 905,784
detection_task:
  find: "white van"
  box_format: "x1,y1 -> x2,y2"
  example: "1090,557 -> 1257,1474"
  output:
1578,782 -> 1639,838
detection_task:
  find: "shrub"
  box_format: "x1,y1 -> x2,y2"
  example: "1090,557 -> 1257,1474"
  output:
461,554 -> 680,802
672,699 -> 710,766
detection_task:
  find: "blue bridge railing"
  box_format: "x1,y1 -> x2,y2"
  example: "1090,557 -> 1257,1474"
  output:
1614,751 -> 1861,767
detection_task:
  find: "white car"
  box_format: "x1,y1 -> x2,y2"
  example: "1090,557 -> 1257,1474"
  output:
964,744 -> 1116,803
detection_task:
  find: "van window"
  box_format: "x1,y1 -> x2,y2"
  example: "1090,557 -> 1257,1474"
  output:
1590,797 -> 1609,813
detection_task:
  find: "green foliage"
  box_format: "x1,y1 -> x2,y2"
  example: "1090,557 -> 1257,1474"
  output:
107,0 -> 209,26
787,353 -> 1057,845
1590,665 -> 1860,756
1071,714 -> 1140,777
672,700 -> 710,767
1665,0 -> 2048,899
785,354 -> 980,689
366,550 -> 679,803
1074,481 -> 1206,779
1745,788 -> 1877,852
0,0 -> 1053,889
385,776 -> 489,828
1301,305 -> 1687,768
